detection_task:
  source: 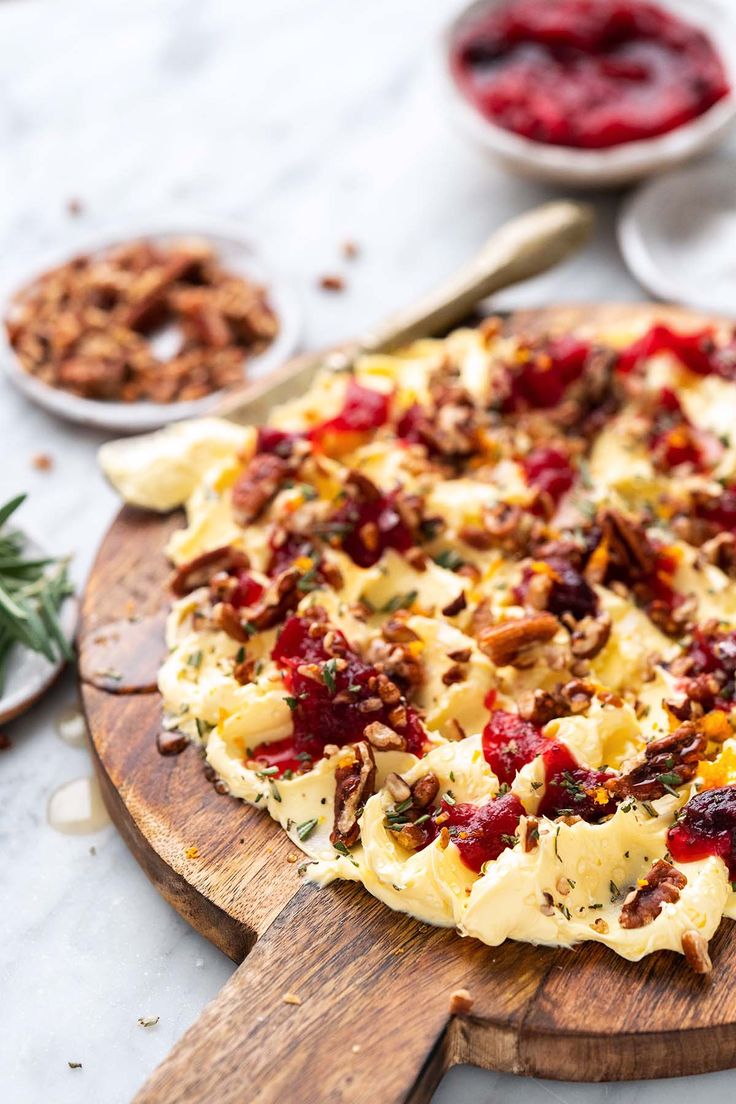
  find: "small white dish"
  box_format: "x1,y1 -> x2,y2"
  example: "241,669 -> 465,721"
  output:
0,219 -> 301,434
0,529 -> 77,725
619,159 -> 736,315
439,0 -> 736,189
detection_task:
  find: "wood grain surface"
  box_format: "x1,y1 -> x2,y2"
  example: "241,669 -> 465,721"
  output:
79,305 -> 736,1104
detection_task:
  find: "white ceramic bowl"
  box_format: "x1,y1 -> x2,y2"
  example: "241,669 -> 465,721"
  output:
619,158 -> 736,314
1,219 -> 302,434
439,0 -> 736,189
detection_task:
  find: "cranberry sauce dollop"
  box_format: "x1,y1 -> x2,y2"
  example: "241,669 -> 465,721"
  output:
502,336 -> 589,411
482,709 -> 617,822
618,324 -> 736,380
450,0 -> 729,149
648,388 -> 720,473
668,786 -> 736,880
439,792 -> 526,873
256,379 -> 390,458
522,446 -> 576,506
252,613 -> 425,774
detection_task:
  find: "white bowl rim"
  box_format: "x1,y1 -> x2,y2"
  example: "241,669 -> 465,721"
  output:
0,215 -> 302,434
618,157 -> 736,309
439,0 -> 736,182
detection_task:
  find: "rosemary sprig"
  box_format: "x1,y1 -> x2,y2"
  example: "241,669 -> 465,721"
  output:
0,494 -> 74,693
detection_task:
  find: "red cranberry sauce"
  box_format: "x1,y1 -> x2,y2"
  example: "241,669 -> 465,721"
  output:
482,710 -> 545,785
257,613 -> 425,774
320,488 -> 414,568
522,447 -> 576,506
675,627 -> 736,708
439,792 -> 526,873
482,709 -> 618,822
515,556 -> 599,621
256,379 -> 390,458
228,571 -> 265,608
450,0 -> 729,150
536,740 -> 618,822
618,324 -> 736,380
502,336 -> 590,412
648,388 -> 720,473
690,485 -> 736,536
668,786 -> 736,880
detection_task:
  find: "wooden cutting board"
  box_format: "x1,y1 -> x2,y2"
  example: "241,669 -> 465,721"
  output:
79,304 -> 736,1104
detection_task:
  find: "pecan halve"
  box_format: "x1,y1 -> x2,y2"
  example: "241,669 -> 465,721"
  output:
569,611 -> 612,659
364,721 -> 406,751
331,741 -> 376,848
606,721 -> 706,801
682,929 -> 713,974
478,612 -> 560,667
231,452 -> 290,526
411,771 -> 440,809
170,545 -> 250,596
619,860 -> 687,929
214,565 -> 300,640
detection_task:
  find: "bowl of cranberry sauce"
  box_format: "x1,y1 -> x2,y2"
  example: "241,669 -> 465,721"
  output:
442,0 -> 736,186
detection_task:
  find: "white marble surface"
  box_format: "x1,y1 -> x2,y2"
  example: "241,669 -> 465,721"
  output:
1,1 -> 735,1101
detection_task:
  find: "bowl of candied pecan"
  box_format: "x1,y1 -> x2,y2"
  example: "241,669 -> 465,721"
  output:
2,224 -> 301,431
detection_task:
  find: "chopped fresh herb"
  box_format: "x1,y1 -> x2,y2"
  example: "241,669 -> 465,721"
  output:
256,765 -> 279,778
554,826 -> 561,862
641,801 -> 658,818
334,841 -> 351,856
656,772 -> 682,797
297,818 -> 319,840
500,833 -> 518,847
195,718 -> 213,740
270,780 -> 282,803
347,683 -> 361,693
380,590 -> 418,614
443,790 -> 456,806
449,771 -> 456,783
243,621 -> 258,637
609,880 -> 620,900
0,494 -> 74,692
433,549 -> 465,571
235,646 -> 246,664
284,695 -> 299,712
322,657 -> 338,695
187,650 -> 203,669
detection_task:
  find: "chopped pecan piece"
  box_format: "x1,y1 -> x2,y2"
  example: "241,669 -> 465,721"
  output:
364,721 -> 406,751
170,545 -> 249,596
331,741 -> 376,848
385,772 -> 411,803
448,989 -> 474,1015
681,929 -> 713,974
519,815 -> 540,852
568,611 -> 612,659
619,860 -> 687,929
411,772 -> 440,809
585,509 -> 656,585
606,722 -> 706,801
441,591 -> 467,617
478,612 -> 559,667
700,532 -> 736,577
231,453 -> 290,526
156,730 -> 188,756
215,565 -> 300,640
517,679 -> 594,726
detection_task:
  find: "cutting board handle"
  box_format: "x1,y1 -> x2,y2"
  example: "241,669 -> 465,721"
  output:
132,882 -> 481,1104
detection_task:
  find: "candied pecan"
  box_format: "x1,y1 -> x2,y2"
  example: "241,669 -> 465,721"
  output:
367,639 -> 425,689
442,591 -> 467,617
586,509 -> 656,585
331,741 -> 376,848
606,722 -> 706,801
477,612 -> 560,667
170,545 -> 250,596
442,664 -> 465,685
385,772 -> 411,803
231,453 -> 290,526
395,822 -> 430,851
700,532 -> 736,578
517,679 -> 594,726
364,721 -> 406,751
382,617 -> 420,644
460,503 -> 543,559
469,599 -> 495,637
619,860 -> 687,929
681,929 -> 712,974
568,611 -> 612,659
411,772 -> 440,809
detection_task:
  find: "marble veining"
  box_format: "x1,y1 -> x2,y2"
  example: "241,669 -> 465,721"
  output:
1,0 -> 734,1101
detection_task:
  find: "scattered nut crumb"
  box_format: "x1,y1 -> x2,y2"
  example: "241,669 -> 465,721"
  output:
89,845 -> 96,856
682,929 -> 712,974
137,1015 -> 160,1028
282,992 -> 302,1005
286,852 -> 299,864
318,274 -> 345,292
341,240 -> 359,260
67,1061 -> 82,1070
351,1043 -> 361,1053
185,845 -> 199,859
31,452 -> 53,471
66,198 -> 84,217
448,988 -> 474,1014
